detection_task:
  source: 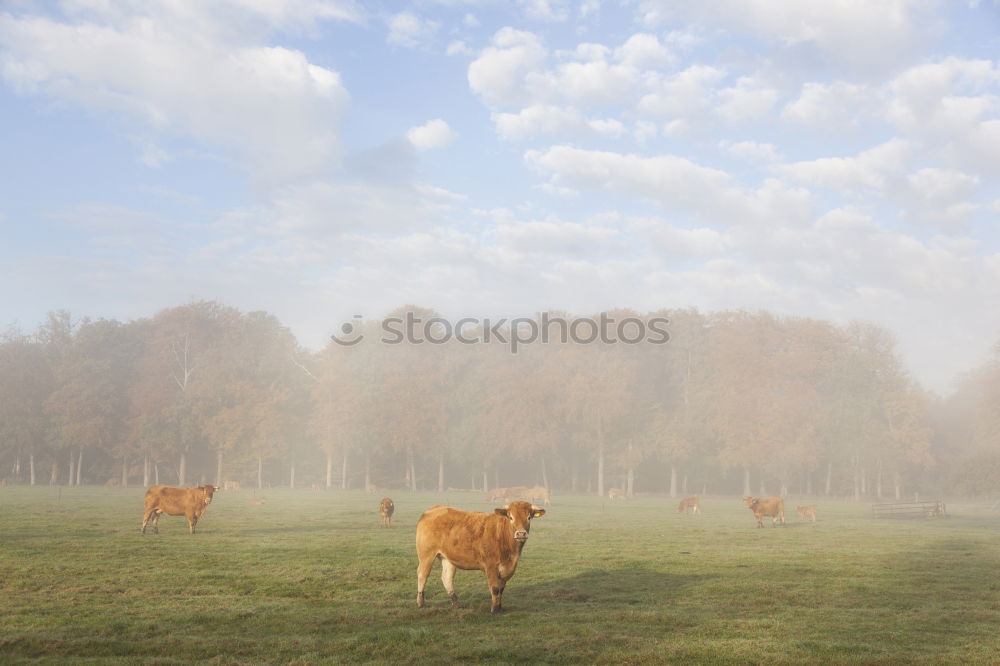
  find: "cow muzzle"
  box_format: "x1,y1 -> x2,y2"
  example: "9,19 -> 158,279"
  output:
514,529 -> 528,541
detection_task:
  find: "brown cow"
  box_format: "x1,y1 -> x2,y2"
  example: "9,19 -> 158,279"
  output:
141,485 -> 219,535
743,496 -> 785,528
677,495 -> 700,515
380,497 -> 395,528
416,500 -> 545,614
608,488 -> 625,501
519,486 -> 552,506
796,505 -> 817,522
485,487 -> 509,503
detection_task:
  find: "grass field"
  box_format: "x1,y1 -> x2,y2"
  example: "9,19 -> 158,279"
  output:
2,487 -> 1000,665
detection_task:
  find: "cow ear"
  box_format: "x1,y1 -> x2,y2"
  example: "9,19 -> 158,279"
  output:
494,508 -> 509,518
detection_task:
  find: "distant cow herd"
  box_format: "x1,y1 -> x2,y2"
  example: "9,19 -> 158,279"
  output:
138,484 -> 817,613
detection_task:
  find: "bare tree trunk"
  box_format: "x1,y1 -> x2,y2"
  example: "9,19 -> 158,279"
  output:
154,463 -> 159,485
257,456 -> 263,490
178,452 -> 187,486
876,457 -> 883,499
143,455 -> 150,488
438,452 -> 444,492
626,466 -> 635,497
540,455 -> 549,489
682,473 -> 688,495
853,457 -> 861,502
49,461 -> 58,485
290,460 -> 296,489
669,463 -> 677,498
341,450 -> 349,490
76,447 -> 83,486
406,447 -> 417,492
68,450 -> 75,487
482,467 -> 488,493
894,471 -> 902,500
325,451 -> 333,489
570,464 -> 577,493
861,466 -> 867,496
596,417 -> 605,497
597,450 -> 605,497
216,450 -> 223,488
29,452 -> 36,486
121,458 -> 128,488
743,468 -> 751,496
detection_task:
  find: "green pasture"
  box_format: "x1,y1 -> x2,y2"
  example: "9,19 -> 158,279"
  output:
1,487 -> 999,664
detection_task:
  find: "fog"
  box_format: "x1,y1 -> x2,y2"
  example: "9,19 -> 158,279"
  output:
2,302 -> 997,500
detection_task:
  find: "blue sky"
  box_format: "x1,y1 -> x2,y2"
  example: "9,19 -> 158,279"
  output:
1,0 -> 999,393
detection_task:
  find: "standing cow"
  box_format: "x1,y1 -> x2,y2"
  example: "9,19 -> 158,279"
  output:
608,488 -> 625,501
141,485 -> 219,535
796,505 -> 817,522
519,486 -> 552,506
743,496 -> 785,528
677,496 -> 700,515
416,500 -> 545,614
379,497 -> 395,528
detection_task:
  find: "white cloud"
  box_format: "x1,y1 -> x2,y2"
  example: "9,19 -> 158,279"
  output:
517,0 -> 570,22
0,10 -> 349,186
612,33 -> 674,69
716,75 -> 778,122
490,219 -> 624,257
886,57 -> 1000,175
407,119 -> 457,150
386,11 -> 439,48
782,81 -> 880,129
720,140 -> 782,163
630,218 -> 731,257
636,0 -> 933,74
446,40 -> 473,56
638,65 -> 726,120
467,28 -> 548,107
493,105 -> 623,141
524,145 -> 754,222
901,167 -> 980,231
780,139 -> 911,195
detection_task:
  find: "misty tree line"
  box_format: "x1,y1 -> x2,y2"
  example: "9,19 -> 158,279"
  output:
1,301 -> 998,499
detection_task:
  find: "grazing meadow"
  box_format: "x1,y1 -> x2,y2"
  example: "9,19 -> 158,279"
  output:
2,487 -> 1000,665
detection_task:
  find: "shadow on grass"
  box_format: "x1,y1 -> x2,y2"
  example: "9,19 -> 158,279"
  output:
521,564 -> 712,607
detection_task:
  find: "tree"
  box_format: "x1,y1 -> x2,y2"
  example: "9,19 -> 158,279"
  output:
0,328 -> 53,484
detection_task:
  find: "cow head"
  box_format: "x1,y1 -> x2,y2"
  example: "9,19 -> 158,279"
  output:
742,496 -> 757,508
495,500 -> 545,542
201,485 -> 219,504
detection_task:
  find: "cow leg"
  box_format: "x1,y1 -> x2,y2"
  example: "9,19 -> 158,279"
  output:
152,511 -> 160,535
440,558 -> 459,608
416,554 -> 435,608
141,510 -> 154,535
188,514 -> 197,535
486,569 -> 504,614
